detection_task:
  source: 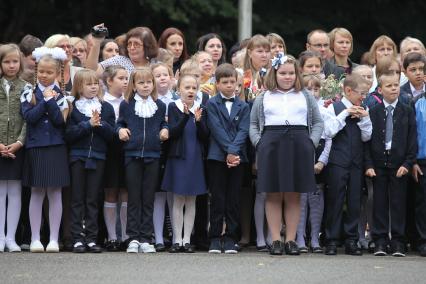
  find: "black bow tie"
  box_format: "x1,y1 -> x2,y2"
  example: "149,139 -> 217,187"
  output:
222,97 -> 235,103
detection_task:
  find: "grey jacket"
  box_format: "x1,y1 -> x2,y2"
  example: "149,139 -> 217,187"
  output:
249,89 -> 324,147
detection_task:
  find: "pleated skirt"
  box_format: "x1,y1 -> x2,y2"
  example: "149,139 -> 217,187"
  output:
23,145 -> 70,188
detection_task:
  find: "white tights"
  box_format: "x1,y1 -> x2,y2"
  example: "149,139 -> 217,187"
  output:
172,194 -> 196,245
0,180 -> 21,242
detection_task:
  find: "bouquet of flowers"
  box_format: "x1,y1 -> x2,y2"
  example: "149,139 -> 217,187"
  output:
243,69 -> 265,101
319,74 -> 344,100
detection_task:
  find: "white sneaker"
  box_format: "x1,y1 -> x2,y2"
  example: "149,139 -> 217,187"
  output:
127,240 -> 140,253
5,240 -> 21,252
0,239 -> 5,252
30,240 -> 45,253
139,242 -> 156,253
46,240 -> 59,253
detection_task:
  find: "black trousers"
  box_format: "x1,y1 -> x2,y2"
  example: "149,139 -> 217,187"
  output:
325,164 -> 362,244
371,167 -> 407,244
416,164 -> 426,244
126,158 -> 159,243
70,160 -> 105,243
208,160 -> 244,242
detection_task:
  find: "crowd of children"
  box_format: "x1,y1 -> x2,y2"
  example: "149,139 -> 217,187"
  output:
0,24 -> 426,258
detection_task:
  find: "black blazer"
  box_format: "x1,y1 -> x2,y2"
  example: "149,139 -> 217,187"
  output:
167,102 -> 209,159
365,100 -> 418,170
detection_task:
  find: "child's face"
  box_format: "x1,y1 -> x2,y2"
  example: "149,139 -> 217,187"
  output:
302,57 -> 321,75
378,75 -> 400,104
108,69 -> 128,95
270,41 -> 284,58
234,75 -> 243,97
306,81 -> 320,99
152,66 -> 171,92
133,75 -> 154,98
81,80 -> 100,99
249,46 -> 270,70
37,60 -> 59,87
179,76 -> 197,105
375,43 -> 394,62
333,33 -> 351,58
1,51 -> 20,79
276,63 -> 296,91
345,83 -> 369,106
198,53 -> 214,78
166,34 -> 184,60
205,38 -> 223,62
216,76 -> 237,98
404,61 -> 425,87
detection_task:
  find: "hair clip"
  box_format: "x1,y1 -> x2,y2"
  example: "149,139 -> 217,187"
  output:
271,52 -> 289,70
32,47 -> 67,63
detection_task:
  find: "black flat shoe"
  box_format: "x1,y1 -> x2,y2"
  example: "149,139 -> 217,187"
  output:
73,243 -> 86,253
299,246 -> 309,253
345,241 -> 362,256
312,246 -> 323,253
155,243 -> 166,252
325,244 -> 337,255
183,243 -> 195,253
256,245 -> 269,252
105,240 -> 119,252
169,243 -> 182,253
285,241 -> 300,255
87,244 -> 102,253
269,240 -> 283,255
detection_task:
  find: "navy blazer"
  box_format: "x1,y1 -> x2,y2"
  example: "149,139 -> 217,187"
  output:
116,97 -> 167,159
65,101 -> 115,158
167,102 -> 209,159
365,100 -> 418,170
206,94 -> 250,162
21,85 -> 67,149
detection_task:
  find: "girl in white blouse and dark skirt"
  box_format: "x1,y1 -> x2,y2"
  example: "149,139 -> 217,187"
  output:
249,53 -> 324,255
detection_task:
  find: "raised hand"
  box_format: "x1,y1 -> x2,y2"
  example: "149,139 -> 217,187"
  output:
194,107 -> 203,122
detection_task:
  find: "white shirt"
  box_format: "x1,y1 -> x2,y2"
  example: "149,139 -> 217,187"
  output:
220,93 -> 235,115
264,89 -> 307,126
175,99 -> 200,114
158,91 -> 176,116
317,101 -> 332,166
104,92 -> 123,121
410,82 -> 425,98
324,97 -> 372,142
75,97 -> 102,118
383,99 -> 398,150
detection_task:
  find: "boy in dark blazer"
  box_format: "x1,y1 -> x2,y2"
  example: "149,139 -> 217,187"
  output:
400,53 -> 426,102
365,72 -> 417,257
206,63 -> 250,254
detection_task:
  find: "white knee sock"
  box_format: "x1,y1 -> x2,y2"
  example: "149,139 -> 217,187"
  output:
0,181 -> 7,240
254,192 -> 266,247
5,181 -> 21,242
104,202 -> 117,241
120,202 -> 128,241
172,194 -> 185,246
29,187 -> 47,242
46,187 -> 62,242
183,196 -> 196,245
153,192 -> 167,244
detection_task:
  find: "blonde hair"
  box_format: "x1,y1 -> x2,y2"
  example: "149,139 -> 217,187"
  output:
44,34 -> 71,48
264,55 -> 303,92
151,62 -> 173,78
368,35 -> 397,65
302,74 -> 321,89
177,73 -> 199,90
266,33 -> 287,54
400,36 -> 426,55
70,37 -> 87,50
243,34 -> 271,73
71,69 -> 102,101
180,58 -> 201,76
155,48 -> 174,70
0,43 -> 24,78
125,67 -> 157,102
329,27 -> 353,55
32,55 -> 64,105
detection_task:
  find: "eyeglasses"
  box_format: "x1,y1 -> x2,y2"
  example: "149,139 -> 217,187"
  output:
310,43 -> 329,48
57,44 -> 73,50
353,89 -> 369,97
127,42 -> 143,49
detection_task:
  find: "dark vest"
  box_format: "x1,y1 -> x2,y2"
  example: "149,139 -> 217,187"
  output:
328,101 -> 363,168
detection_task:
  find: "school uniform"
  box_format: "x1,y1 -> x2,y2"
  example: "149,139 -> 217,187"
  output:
116,95 -> 167,243
206,93 -> 250,244
21,83 -> 70,188
323,97 -> 372,251
65,97 -> 115,245
365,99 -> 417,250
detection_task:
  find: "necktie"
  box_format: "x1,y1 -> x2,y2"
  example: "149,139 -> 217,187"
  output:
222,97 -> 235,103
385,105 -> 394,144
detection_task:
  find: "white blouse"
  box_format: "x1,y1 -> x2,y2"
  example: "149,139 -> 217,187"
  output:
104,92 -> 123,121
264,89 -> 307,126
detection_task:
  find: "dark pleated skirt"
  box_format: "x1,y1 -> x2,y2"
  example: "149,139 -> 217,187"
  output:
104,138 -> 125,188
23,145 -> 70,188
256,125 -> 316,193
0,148 -> 25,180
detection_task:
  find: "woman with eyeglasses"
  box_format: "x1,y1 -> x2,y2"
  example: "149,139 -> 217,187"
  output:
70,37 -> 88,67
86,24 -> 159,76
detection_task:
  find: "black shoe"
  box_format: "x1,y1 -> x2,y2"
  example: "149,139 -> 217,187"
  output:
269,240 -> 283,255
374,243 -> 388,256
105,240 -> 120,252
183,243 -> 195,253
256,245 -> 269,252
325,244 -> 337,255
120,239 -> 130,251
87,243 -> 102,253
390,242 -> 406,257
73,242 -> 86,253
418,244 -> 426,257
208,238 -> 222,254
345,241 -> 362,256
63,238 -> 74,252
169,243 -> 182,253
285,241 -> 300,255
312,246 -> 323,253
299,246 -> 309,253
223,239 -> 238,254
155,243 -> 166,252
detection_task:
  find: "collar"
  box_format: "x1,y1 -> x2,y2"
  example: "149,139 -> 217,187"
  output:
220,93 -> 236,100
135,93 -> 153,102
383,98 -> 398,109
273,88 -> 296,95
75,96 -> 102,117
38,82 -> 59,92
341,97 -> 354,108
104,92 -> 123,102
175,99 -> 200,114
410,82 -> 425,94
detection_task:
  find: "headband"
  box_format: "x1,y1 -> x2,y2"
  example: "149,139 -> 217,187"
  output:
32,46 -> 67,63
